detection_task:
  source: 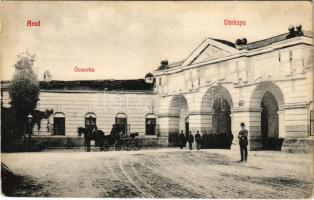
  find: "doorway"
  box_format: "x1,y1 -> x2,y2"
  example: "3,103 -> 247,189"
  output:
212,98 -> 231,148
260,92 -> 280,150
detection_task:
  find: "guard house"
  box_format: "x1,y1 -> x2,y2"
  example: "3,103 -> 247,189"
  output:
1,77 -> 166,146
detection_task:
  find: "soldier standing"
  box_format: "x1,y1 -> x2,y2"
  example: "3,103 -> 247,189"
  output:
238,123 -> 248,162
195,130 -> 202,150
187,131 -> 194,150
178,130 -> 186,149
201,130 -> 206,148
227,132 -> 234,149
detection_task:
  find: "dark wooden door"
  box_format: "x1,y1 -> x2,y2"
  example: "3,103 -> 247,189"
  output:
54,117 -> 65,135
146,118 -> 156,135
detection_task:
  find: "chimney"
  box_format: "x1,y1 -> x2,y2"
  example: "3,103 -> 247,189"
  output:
235,38 -> 248,49
295,24 -> 304,36
286,25 -> 296,39
159,60 -> 169,70
161,60 -> 168,66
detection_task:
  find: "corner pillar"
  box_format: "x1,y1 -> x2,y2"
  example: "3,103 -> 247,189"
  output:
158,113 -> 179,147
278,110 -> 285,138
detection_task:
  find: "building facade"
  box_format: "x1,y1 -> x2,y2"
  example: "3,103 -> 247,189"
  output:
1,28 -> 313,151
1,79 -> 166,146
153,30 -> 313,150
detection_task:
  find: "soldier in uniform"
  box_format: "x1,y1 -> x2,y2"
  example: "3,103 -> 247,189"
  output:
201,130 -> 207,149
238,123 -> 248,162
195,130 -> 202,150
178,130 -> 186,149
227,132 -> 234,149
187,131 -> 194,150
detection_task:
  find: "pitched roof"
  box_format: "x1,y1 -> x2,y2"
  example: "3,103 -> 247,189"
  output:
246,30 -> 312,50
156,60 -> 184,71
212,38 -> 236,48
1,79 -> 153,92
156,30 -> 313,71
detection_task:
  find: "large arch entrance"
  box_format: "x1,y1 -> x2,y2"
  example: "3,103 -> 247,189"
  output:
250,81 -> 284,150
201,85 -> 233,149
212,98 -> 232,148
168,95 -> 189,146
261,92 -> 280,150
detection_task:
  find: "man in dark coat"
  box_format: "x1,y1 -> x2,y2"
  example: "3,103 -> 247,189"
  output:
238,123 -> 248,162
195,130 -> 202,150
187,131 -> 194,150
178,130 -> 186,149
201,130 -> 206,149
227,132 -> 234,149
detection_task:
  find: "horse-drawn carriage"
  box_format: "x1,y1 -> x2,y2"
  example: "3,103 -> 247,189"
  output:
104,131 -> 142,151
77,124 -> 142,152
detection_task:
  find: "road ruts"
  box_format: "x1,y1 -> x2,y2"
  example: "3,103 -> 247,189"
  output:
130,156 -> 203,198
162,152 -> 246,198
182,151 -> 280,198
105,157 -> 141,198
118,157 -> 158,198
2,150 -> 312,198
183,151 -> 287,198
184,151 -> 311,199
143,153 -> 218,198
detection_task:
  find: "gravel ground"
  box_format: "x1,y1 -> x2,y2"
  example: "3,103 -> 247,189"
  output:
1,148 -> 313,198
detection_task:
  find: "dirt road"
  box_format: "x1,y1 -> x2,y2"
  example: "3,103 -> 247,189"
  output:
2,148 -> 313,198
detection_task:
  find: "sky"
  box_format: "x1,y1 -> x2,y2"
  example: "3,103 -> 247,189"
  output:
0,1 -> 312,81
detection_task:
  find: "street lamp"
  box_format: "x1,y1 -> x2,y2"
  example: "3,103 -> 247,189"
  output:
27,114 -> 33,151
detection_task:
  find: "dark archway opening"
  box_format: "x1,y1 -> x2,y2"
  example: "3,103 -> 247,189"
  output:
210,98 -> 232,149
260,92 -> 282,150
168,95 -> 189,147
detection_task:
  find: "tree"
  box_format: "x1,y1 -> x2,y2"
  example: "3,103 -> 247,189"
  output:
8,51 -> 40,138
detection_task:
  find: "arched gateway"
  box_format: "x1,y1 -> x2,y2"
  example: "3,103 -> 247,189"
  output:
250,81 -> 284,150
200,85 -> 233,148
168,95 -> 189,146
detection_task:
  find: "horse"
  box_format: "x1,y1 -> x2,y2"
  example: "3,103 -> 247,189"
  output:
77,127 -> 105,152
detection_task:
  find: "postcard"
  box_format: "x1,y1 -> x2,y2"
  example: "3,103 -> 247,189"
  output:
1,1 -> 313,198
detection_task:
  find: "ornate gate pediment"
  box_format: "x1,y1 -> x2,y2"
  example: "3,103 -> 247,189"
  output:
181,38 -> 238,67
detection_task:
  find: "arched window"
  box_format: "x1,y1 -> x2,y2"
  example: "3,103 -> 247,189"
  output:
85,112 -> 96,130
53,112 -> 65,135
115,113 -> 128,134
146,114 -> 156,135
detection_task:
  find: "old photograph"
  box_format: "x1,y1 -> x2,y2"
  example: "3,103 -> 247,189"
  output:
0,1 -> 313,198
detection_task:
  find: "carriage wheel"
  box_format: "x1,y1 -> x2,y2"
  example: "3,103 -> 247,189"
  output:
103,145 -> 110,151
132,139 -> 142,150
115,141 -> 122,151
123,140 -> 132,151
103,140 -> 110,151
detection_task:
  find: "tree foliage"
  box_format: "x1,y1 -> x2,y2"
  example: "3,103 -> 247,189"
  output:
8,51 -> 40,135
